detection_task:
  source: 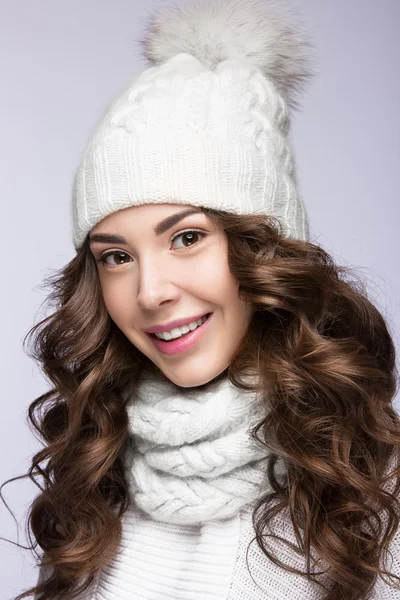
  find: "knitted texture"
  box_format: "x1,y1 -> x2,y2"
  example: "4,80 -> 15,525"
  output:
71,0 -> 315,249
36,501 -> 400,600
122,368 -> 283,524
69,502 -> 333,600
34,370 -> 400,599
35,505 -> 400,600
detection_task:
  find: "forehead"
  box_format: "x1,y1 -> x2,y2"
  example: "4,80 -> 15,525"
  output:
93,203 -> 205,229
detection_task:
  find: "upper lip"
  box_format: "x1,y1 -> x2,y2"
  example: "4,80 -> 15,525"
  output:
144,312 -> 210,334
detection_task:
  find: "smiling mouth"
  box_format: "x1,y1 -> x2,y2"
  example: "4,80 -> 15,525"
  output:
149,313 -> 212,342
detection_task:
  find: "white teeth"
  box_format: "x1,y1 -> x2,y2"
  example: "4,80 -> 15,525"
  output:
155,314 -> 209,341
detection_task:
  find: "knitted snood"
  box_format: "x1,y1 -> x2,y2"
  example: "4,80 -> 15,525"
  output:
122,369 -> 284,525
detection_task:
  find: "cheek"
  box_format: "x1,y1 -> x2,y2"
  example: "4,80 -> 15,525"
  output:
190,244 -> 235,294
197,267 -> 243,316
100,278 -> 136,322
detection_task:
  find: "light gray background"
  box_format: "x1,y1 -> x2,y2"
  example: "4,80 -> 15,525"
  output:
1,1 -> 399,598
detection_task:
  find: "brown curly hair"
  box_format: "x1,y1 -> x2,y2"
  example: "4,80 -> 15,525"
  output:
4,207 -> 400,600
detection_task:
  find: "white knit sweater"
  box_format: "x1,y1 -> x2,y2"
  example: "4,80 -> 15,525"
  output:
76,501 -> 331,600
36,496 -> 400,600
38,499 -> 400,599
35,371 -> 400,599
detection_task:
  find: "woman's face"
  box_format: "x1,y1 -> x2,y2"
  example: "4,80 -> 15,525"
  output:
89,203 -> 254,388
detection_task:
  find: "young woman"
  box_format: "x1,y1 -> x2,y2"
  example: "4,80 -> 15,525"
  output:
11,0 -> 400,598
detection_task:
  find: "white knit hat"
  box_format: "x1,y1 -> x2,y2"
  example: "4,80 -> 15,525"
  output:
71,0 -> 314,250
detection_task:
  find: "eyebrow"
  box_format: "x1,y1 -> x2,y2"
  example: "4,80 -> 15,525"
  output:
88,207 -> 204,245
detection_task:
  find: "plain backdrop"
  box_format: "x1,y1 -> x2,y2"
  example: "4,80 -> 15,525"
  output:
1,1 -> 399,598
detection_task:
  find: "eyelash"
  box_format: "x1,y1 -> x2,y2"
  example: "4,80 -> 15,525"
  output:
95,228 -> 207,268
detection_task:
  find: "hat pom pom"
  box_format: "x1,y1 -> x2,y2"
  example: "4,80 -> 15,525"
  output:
138,0 -> 315,111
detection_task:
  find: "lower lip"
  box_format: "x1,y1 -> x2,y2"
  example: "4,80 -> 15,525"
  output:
146,313 -> 213,356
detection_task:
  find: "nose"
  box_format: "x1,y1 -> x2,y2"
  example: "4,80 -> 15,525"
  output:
136,255 -> 179,311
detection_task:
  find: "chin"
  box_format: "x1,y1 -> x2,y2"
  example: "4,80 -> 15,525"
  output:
161,365 -> 229,389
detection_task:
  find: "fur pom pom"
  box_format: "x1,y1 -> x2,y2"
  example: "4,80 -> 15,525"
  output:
139,0 -> 315,111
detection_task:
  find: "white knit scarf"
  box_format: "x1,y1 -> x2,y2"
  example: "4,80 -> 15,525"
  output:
122,368 -> 285,525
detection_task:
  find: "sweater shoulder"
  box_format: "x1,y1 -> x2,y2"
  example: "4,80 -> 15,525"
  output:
230,456 -> 400,600
227,502 -> 331,600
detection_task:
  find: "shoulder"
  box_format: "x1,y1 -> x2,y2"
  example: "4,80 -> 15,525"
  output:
227,503 -> 331,600
231,452 -> 400,600
371,451 -> 400,598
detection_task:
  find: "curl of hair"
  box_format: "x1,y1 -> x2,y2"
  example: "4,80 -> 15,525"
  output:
7,208 -> 400,600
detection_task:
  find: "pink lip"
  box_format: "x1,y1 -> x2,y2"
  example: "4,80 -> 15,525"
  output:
144,312 -> 210,334
146,312 -> 213,356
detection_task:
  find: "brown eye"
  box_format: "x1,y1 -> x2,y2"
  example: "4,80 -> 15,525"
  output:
171,230 -> 205,249
100,251 -> 132,266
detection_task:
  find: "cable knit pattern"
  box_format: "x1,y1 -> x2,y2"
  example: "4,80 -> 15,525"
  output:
122,369 -> 280,524
71,0 -> 314,249
34,371 -> 400,599
36,498 -> 400,600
